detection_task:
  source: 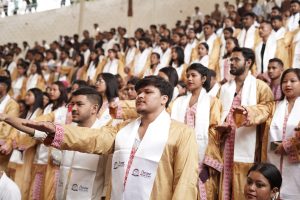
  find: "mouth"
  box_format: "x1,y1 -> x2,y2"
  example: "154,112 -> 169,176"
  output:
246,193 -> 256,199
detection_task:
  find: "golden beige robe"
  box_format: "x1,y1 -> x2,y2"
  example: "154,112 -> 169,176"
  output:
50,120 -> 199,200
217,79 -> 274,200
0,98 -> 19,171
7,108 -> 43,200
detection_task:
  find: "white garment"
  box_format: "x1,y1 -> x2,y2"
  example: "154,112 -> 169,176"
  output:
12,76 -> 25,99
125,47 -> 137,66
0,172 -> 21,200
172,63 -> 184,80
83,49 -> 91,65
102,59 -> 119,75
287,13 -> 300,32
191,55 -> 209,68
201,33 -> 217,56
184,40 -> 197,64
87,61 -> 96,80
57,119 -> 107,200
7,61 -> 16,74
273,27 -> 287,40
160,48 -> 171,67
268,97 -> 300,199
133,48 -> 151,76
26,73 -> 39,91
292,30 -> 300,69
171,89 -> 210,161
255,34 -> 277,74
208,83 -> 220,97
111,110 -> 170,200
0,94 -> 10,113
238,24 -> 258,49
219,73 -> 257,163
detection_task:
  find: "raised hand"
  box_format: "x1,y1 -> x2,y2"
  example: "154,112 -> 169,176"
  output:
232,105 -> 247,115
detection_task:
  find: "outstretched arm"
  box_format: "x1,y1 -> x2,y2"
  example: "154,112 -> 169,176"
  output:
0,114 -> 35,136
23,120 -> 127,155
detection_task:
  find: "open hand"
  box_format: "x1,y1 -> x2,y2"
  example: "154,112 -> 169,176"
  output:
22,121 -> 56,136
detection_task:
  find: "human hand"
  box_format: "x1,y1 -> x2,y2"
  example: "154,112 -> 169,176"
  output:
22,121 -> 56,136
0,143 -> 12,155
274,143 -> 286,155
0,113 -> 7,121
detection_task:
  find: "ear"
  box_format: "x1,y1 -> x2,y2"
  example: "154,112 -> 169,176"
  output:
161,95 -> 169,106
271,187 -> 279,199
91,104 -> 99,114
201,75 -> 207,84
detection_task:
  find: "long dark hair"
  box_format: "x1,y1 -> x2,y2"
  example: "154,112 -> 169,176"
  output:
247,163 -> 282,190
87,50 -> 99,69
159,67 -> 179,88
50,81 -> 68,111
280,68 -> 300,100
21,88 -> 44,119
97,73 -> 119,102
186,63 -> 210,92
169,46 -> 185,67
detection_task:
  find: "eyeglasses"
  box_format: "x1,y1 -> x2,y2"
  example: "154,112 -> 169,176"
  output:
95,78 -> 105,84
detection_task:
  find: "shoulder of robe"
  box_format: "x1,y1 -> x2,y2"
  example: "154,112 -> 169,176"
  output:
170,120 -> 194,134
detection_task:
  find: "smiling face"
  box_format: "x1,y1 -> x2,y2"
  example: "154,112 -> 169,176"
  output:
281,71 -> 300,100
244,171 -> 275,200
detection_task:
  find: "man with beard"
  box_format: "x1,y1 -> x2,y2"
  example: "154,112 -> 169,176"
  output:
132,37 -> 152,78
21,76 -> 199,200
216,47 -> 273,200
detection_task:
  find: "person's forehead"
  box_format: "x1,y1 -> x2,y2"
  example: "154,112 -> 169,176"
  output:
70,95 -> 89,102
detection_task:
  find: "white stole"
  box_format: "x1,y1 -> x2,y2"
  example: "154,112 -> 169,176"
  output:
111,110 -> 170,200
7,62 -> 16,74
103,59 -> 119,75
184,40 -> 197,64
238,24 -> 257,49
268,97 -> 300,199
255,34 -> 277,74
220,73 -> 257,163
160,48 -> 171,67
172,63 -> 184,80
171,89 -> 210,161
133,48 -> 151,76
125,47 -> 136,66
0,95 -> 10,113
292,30 -> 300,69
202,33 -> 217,56
87,61 -> 96,80
57,119 -> 106,200
191,55 -> 209,68
208,83 -> 220,97
26,74 -> 39,91
12,76 -> 25,98
273,27 -> 286,40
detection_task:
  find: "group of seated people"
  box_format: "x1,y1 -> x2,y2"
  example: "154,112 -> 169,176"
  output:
0,0 -> 300,199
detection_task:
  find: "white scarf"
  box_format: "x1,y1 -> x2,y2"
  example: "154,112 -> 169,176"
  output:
57,119 -> 106,200
0,172 -> 21,200
255,34 -> 277,74
268,97 -> 300,199
111,110 -> 170,200
292,30 -> 300,69
103,59 -> 119,75
172,63 -> 184,80
171,89 -> 210,161
238,24 -> 257,49
12,76 -> 25,97
202,33 -> 217,56
273,27 -> 286,40
133,48 -> 151,76
220,72 -> 257,163
191,55 -> 209,68
160,48 -> 171,67
184,39 -> 197,64
0,95 -> 10,113
26,74 -> 39,91
125,47 -> 137,66
208,83 -> 220,97
87,61 -> 96,80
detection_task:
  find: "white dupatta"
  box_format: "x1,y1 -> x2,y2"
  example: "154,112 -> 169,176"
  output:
268,97 -> 300,199
255,34 -> 277,74
171,89 -> 210,161
220,72 -> 257,163
111,110 -> 170,200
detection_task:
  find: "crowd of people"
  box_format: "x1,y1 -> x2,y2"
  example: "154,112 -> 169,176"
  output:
0,0 -> 300,199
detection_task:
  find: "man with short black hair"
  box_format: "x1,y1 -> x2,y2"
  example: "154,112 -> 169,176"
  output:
287,0 -> 300,31
132,37 -> 152,77
23,76 -> 199,200
217,47 -> 273,199
267,58 -> 284,100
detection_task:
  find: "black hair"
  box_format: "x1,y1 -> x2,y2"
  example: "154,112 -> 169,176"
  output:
232,47 -> 255,69
159,66 -> 179,88
169,46 -> 185,67
243,12 -> 256,19
33,61 -> 43,76
71,87 -> 103,112
247,163 -> 282,190
151,52 -> 160,60
280,68 -> 300,100
139,37 -> 152,46
271,6 -> 281,12
72,80 -> 89,88
186,63 -> 211,92
271,15 -> 283,22
291,0 -> 300,5
127,77 -> 141,86
97,73 -> 119,102
160,37 -> 171,44
135,76 -> 173,108
199,42 -> 209,52
208,69 -> 217,78
22,88 -> 44,118
223,27 -> 234,34
0,76 -> 11,93
51,81 -> 68,111
203,22 -> 215,28
268,58 -> 284,68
